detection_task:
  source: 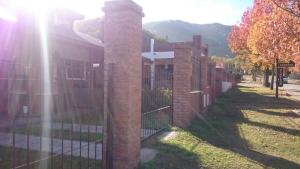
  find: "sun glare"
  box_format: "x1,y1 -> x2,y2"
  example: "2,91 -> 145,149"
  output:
39,14 -> 52,168
7,0 -> 52,166
9,0 -> 49,12
0,6 -> 16,22
5,0 -> 51,23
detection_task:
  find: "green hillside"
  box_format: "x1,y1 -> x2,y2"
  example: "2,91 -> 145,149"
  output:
143,20 -> 233,57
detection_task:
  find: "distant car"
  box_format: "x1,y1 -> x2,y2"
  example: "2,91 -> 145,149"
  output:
283,76 -> 288,84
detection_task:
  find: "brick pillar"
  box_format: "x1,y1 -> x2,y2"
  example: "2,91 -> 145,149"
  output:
173,43 -> 193,128
103,1 -> 144,169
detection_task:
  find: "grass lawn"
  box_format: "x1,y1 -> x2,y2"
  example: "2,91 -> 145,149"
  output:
140,82 -> 300,169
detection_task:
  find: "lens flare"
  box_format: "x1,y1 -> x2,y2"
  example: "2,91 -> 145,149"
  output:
38,8 -> 52,167
9,0 -> 54,166
0,6 -> 16,22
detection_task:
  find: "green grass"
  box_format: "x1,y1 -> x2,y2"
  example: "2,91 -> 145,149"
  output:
142,89 -> 172,113
140,82 -> 300,169
51,112 -> 104,126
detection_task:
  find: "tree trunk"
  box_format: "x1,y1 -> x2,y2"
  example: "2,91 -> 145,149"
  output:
270,64 -> 275,90
252,70 -> 257,81
263,67 -> 270,87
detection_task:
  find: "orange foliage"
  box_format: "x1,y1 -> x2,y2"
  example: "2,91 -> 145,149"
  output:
228,9 -> 251,56
228,0 -> 300,71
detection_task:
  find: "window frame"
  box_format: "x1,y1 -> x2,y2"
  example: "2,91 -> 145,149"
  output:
65,60 -> 87,81
0,61 -> 29,80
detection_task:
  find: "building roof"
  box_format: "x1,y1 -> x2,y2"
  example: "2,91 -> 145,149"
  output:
47,8 -> 104,48
0,7 -> 103,49
73,21 -> 104,47
48,25 -> 103,48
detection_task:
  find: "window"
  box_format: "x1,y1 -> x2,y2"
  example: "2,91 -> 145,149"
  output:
65,60 -> 86,80
0,61 -> 28,79
15,63 -> 29,79
92,63 -> 103,88
0,61 -> 13,79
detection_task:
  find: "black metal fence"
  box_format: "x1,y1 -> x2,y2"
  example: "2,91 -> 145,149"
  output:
5,113 -> 103,169
141,63 -> 173,141
208,64 -> 212,86
0,61 -> 104,169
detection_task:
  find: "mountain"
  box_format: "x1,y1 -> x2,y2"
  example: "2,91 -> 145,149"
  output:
143,20 -> 233,57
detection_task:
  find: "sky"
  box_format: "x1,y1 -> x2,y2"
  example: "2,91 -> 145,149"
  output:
69,0 -> 254,25
0,0 -> 253,25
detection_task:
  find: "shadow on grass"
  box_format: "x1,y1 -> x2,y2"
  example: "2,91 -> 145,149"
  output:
188,85 -> 300,169
140,142 -> 202,169
256,109 -> 300,118
243,120 -> 300,137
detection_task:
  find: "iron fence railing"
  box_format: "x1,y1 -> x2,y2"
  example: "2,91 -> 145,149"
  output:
0,111 -> 103,169
208,65 -> 212,86
141,63 -> 173,141
141,106 -> 172,141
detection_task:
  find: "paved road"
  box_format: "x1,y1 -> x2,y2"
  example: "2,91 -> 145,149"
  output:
284,80 -> 300,101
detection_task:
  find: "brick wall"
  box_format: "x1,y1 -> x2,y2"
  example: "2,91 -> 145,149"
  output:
172,35 -> 212,127
173,43 -> 193,128
102,0 -> 144,168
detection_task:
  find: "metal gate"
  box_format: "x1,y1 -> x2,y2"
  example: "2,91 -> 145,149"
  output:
141,62 -> 173,141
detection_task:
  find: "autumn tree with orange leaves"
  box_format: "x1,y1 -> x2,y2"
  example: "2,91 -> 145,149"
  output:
228,0 -> 300,87
228,9 -> 261,81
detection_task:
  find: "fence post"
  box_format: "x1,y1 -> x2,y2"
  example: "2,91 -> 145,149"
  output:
173,43 -> 193,128
102,0 -> 144,169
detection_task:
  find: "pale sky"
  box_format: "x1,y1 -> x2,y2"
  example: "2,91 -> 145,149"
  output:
1,0 -> 253,25
69,0 -> 254,25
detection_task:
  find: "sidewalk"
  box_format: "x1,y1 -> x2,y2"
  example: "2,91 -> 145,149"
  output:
284,81 -> 300,101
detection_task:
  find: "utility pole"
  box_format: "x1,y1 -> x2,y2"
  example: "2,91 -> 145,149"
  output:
275,59 -> 296,99
275,58 -> 279,98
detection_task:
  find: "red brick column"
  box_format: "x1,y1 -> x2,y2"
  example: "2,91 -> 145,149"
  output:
103,1 -> 144,169
173,43 -> 193,128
